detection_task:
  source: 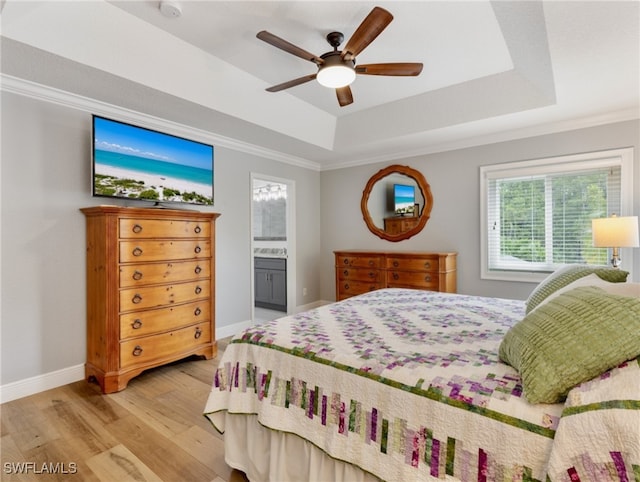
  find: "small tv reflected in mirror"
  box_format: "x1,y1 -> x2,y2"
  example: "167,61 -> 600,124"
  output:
92,115 -> 214,207
393,183 -> 415,215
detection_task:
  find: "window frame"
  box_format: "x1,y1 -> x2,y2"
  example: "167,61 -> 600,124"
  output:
480,148 -> 634,282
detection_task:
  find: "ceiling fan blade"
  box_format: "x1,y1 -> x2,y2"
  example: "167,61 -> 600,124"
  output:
257,31 -> 324,65
341,7 -> 393,61
336,86 -> 353,107
356,63 -> 424,76
266,73 -> 317,92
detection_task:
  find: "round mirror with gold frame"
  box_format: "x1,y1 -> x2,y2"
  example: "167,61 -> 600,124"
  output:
361,164 -> 433,242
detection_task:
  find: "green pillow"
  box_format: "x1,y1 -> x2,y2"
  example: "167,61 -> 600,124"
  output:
525,265 -> 629,314
500,286 -> 640,404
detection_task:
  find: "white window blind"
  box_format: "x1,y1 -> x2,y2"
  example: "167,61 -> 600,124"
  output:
480,148 -> 634,281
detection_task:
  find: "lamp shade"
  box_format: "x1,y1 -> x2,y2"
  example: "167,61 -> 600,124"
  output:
592,215 -> 639,248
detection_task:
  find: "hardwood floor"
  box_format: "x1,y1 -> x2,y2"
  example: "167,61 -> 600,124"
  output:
0,337 -> 249,482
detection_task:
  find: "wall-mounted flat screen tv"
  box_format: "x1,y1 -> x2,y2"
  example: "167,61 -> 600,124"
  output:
92,115 -> 214,206
393,183 -> 415,215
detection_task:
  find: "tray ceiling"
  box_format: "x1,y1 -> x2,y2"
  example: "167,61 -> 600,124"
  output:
1,1 -> 638,169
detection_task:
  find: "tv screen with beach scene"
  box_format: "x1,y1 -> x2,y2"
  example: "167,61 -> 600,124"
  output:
92,115 -> 214,206
393,183 -> 415,215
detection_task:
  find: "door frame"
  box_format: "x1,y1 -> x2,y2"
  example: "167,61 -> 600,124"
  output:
250,173 -> 296,321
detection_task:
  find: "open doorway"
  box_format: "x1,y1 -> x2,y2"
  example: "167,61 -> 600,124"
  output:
250,174 -> 295,324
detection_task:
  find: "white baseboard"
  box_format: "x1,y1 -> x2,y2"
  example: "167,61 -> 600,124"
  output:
0,364 -> 85,404
1,302 -> 333,404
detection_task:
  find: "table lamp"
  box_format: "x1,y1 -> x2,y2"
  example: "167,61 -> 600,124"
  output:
592,215 -> 639,268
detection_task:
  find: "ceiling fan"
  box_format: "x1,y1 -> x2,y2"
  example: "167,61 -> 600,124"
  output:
257,6 -> 423,107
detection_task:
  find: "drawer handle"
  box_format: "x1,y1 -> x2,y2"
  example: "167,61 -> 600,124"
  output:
344,283 -> 350,290
132,224 -> 143,234
132,345 -> 143,356
343,269 -> 349,276
132,270 -> 143,281
195,226 -> 202,234
131,319 -> 143,329
368,260 -> 374,266
195,286 -> 202,295
194,327 -> 202,339
194,307 -> 202,316
368,271 -> 376,278
343,259 -> 349,265
424,275 -> 432,282
393,261 -> 399,267
132,247 -> 143,257
194,246 -> 202,254
132,294 -> 142,304
393,273 -> 399,280
195,265 -> 202,275
424,261 -> 431,269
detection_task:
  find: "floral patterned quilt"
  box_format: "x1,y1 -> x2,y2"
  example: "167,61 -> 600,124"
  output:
204,289 -> 640,481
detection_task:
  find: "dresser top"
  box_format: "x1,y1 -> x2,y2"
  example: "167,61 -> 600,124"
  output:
81,205 -> 220,220
334,249 -> 457,256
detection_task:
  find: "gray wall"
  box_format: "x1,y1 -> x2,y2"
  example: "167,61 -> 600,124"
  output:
320,120 -> 640,301
0,91 -> 321,386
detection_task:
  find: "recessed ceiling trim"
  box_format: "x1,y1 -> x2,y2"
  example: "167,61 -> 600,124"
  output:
0,74 -> 321,171
322,106 -> 640,171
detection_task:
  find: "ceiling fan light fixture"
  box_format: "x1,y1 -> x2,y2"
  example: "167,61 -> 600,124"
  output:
257,7 -> 420,105
317,54 -> 356,88
317,65 -> 356,88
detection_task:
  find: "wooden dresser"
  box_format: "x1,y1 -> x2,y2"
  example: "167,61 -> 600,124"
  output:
81,206 -> 220,393
334,250 -> 457,301
383,216 -> 420,235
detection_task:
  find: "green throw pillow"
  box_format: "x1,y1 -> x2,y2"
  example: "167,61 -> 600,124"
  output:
525,265 -> 629,314
500,286 -> 640,404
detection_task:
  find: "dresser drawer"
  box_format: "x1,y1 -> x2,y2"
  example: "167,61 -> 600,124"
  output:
387,270 -> 439,289
120,240 -> 211,263
120,280 -> 210,312
120,300 -> 210,339
386,256 -> 439,271
119,218 -> 210,239
336,255 -> 383,269
120,321 -> 211,369
336,280 -> 383,300
337,267 -> 382,282
120,260 -> 210,288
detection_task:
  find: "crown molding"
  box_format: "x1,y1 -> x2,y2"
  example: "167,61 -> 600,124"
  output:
1,74 -> 321,172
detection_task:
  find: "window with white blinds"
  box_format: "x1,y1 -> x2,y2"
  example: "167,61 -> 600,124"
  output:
480,148 -> 634,281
